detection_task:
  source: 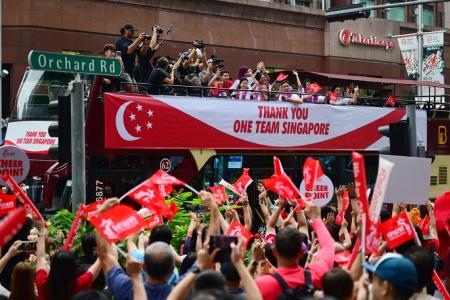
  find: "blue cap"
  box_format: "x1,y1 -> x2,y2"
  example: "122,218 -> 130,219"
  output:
363,253 -> 419,292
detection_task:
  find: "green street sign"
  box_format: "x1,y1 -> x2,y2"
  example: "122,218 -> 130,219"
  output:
28,50 -> 122,77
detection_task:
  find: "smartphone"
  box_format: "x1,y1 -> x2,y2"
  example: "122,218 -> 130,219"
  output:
209,235 -> 238,262
18,241 -> 37,252
116,51 -> 121,57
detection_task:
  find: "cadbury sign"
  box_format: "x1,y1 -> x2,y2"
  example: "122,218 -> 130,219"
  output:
339,28 -> 395,50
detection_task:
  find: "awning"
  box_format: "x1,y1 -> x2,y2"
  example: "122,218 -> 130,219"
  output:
268,70 -> 450,89
302,71 -> 450,89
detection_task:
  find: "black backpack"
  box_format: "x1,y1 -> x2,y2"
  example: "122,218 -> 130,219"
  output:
271,269 -> 315,300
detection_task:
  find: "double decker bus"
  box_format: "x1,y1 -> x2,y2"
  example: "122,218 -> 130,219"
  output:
5,68 -> 440,210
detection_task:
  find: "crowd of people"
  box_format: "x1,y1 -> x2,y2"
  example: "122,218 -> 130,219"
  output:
100,23 -> 361,105
0,179 -> 449,300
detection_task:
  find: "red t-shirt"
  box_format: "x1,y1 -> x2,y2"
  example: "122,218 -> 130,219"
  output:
255,219 -> 335,300
36,268 -> 93,300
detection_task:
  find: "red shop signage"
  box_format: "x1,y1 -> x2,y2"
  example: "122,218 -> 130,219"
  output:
339,28 -> 395,50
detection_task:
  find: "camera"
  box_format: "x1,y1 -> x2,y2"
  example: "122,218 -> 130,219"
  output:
152,25 -> 164,35
18,241 -> 37,252
193,40 -> 205,49
209,235 -> 238,262
210,55 -> 224,69
182,203 -> 204,212
179,51 -> 190,60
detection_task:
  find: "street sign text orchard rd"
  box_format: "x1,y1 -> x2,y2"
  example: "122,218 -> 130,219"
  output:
28,51 -> 122,76
339,29 -> 395,50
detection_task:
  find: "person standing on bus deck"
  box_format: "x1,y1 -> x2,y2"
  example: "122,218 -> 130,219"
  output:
115,24 -> 145,82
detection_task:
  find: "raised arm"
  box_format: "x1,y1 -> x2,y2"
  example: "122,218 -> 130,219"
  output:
87,258 -> 102,280
0,241 -> 23,274
304,202 -> 335,287
426,200 -> 438,239
126,256 -> 147,300
268,199 -> 285,229
96,231 -> 119,274
167,243 -> 219,300
127,33 -> 144,55
296,209 -> 309,239
149,26 -> 158,49
35,219 -> 48,272
199,191 -> 220,237
242,193 -> 253,231
293,70 -> 302,91
231,239 -> 262,300
339,218 -> 352,250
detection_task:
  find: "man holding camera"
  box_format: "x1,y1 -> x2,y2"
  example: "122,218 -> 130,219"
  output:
115,23 -> 145,81
134,26 -> 161,84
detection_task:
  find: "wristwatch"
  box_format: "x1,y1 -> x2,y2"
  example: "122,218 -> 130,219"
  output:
250,260 -> 258,267
190,264 -> 202,274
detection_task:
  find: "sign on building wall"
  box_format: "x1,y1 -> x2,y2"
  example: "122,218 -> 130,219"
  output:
338,28 -> 395,50
397,35 -> 419,80
397,31 -> 445,102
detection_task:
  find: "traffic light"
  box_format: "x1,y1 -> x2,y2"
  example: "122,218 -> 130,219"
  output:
378,120 -> 410,156
48,95 -> 71,163
326,3 -> 371,22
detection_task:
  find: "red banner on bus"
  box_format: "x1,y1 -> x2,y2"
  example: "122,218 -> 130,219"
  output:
104,93 -> 427,151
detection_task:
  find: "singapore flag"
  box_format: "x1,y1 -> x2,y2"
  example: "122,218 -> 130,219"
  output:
114,100 -> 154,142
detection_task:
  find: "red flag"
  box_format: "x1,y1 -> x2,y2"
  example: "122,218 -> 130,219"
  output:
0,207 -> 26,248
303,157 -> 324,191
226,219 -> 253,249
2,171 -> 44,223
276,72 -> 288,82
89,204 -> 146,243
381,211 -> 415,249
262,176 -> 300,200
418,216 -> 431,237
209,186 -> 228,204
352,152 -> 370,217
162,200 -> 178,221
365,221 -> 381,254
336,190 -> 350,225
150,169 -> 185,197
352,152 -> 379,253
146,214 -> 163,231
309,83 -> 322,94
84,200 -> 106,219
335,250 -> 351,267
0,191 -> 16,216
263,157 -> 300,201
385,96 -> 397,107
233,168 -> 253,195
432,270 -> 450,300
273,156 -> 284,176
346,238 -> 361,270
127,179 -> 166,210
63,205 -> 85,250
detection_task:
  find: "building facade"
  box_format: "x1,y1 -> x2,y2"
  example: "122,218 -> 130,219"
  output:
2,0 -> 449,117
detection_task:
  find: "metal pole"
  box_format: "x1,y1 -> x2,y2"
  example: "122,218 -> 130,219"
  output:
407,104 -> 417,157
70,74 -> 86,212
417,4 -> 424,102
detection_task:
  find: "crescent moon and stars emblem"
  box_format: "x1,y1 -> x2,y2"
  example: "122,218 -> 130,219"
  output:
115,101 -> 154,141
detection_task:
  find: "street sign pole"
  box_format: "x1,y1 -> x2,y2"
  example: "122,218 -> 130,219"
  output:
407,105 -> 418,157
417,4 -> 424,100
27,50 -> 122,212
70,74 -> 86,212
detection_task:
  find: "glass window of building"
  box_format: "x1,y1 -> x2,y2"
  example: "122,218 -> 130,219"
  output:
423,5 -> 434,26
386,7 -> 405,22
359,0 -> 375,17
